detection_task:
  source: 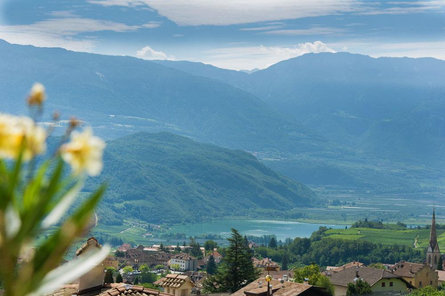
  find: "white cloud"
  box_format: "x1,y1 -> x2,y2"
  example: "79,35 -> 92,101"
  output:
136,45 -> 173,60
240,25 -> 284,32
0,17 -> 157,52
263,27 -> 346,36
89,0 -> 357,26
200,41 -> 336,70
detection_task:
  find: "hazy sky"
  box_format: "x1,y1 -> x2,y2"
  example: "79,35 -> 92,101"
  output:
1,0 -> 445,70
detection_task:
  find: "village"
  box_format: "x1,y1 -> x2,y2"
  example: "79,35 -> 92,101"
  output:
44,210 -> 445,296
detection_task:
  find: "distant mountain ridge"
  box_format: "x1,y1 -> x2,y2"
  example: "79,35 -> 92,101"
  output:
158,52 -> 445,166
87,132 -> 316,224
2,39 -> 445,195
0,39 -> 325,155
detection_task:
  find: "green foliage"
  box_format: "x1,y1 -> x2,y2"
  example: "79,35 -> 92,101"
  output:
254,227 -> 423,267
89,132 -> 315,225
438,256 -> 443,271
206,255 -> 217,275
104,269 -> 114,284
410,287 -> 445,296
281,253 -> 289,270
268,237 -> 277,249
0,93 -> 107,296
294,264 -> 333,296
203,229 -> 259,293
205,240 -> 218,251
170,264 -> 181,271
351,219 -> 384,229
122,266 -> 134,274
116,273 -> 123,283
190,238 -> 203,259
140,272 -> 157,284
346,279 -> 372,296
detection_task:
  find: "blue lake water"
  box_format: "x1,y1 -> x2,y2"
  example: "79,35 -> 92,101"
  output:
169,219 -> 345,241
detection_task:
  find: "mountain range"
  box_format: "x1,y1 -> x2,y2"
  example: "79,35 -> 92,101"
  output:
1,38 -> 445,210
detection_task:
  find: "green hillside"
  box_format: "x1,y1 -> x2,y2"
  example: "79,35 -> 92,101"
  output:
324,227 -> 445,250
87,132 -> 316,225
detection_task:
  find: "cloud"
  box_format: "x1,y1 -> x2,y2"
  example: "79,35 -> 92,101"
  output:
136,45 -> 173,60
263,27 -> 346,36
89,0 -> 357,26
240,25 -> 284,32
200,41 -> 335,70
0,17 -> 158,52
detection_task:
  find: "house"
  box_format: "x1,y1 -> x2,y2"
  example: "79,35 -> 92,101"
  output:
205,250 -> 223,264
230,278 -> 329,296
155,274 -> 194,296
391,261 -> 438,288
326,266 -> 413,296
437,270 -> 445,286
326,262 -> 364,272
252,258 -> 280,271
51,282 -> 173,296
76,237 -> 106,293
259,270 -> 294,281
169,254 -> 198,271
49,237 -> 174,296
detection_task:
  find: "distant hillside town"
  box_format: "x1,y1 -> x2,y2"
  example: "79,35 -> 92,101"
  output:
37,210 -> 445,296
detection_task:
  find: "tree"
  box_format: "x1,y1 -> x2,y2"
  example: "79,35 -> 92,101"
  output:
170,264 -> 181,271
281,253 -> 289,270
134,277 -> 139,285
116,274 -> 123,283
206,255 -> 217,275
122,266 -> 134,274
190,238 -> 203,259
268,237 -> 277,249
203,228 -> 259,293
346,279 -> 372,296
205,240 -> 218,251
294,264 -> 333,296
410,286 -> 445,296
104,269 -> 114,284
141,272 -> 157,284
175,243 -> 181,253
438,256 -> 444,271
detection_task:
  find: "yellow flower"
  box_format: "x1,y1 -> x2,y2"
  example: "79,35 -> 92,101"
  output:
0,114 -> 46,160
27,83 -> 46,106
60,128 -> 105,176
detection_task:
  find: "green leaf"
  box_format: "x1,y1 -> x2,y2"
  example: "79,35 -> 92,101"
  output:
41,179 -> 84,229
27,245 -> 110,296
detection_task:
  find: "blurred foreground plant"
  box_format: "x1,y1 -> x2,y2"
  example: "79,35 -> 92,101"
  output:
0,83 -> 109,296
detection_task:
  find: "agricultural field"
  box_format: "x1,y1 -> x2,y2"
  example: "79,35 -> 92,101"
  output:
324,227 -> 445,249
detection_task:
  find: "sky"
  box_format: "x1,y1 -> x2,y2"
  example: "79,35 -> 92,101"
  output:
1,0 -> 445,70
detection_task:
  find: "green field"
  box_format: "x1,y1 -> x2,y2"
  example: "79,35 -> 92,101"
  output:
325,227 -> 445,249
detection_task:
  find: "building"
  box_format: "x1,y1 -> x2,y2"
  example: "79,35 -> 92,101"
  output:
326,266 -> 413,296
437,270 -> 445,286
50,237 -> 173,296
76,237 -> 106,293
391,261 -> 438,288
169,254 -> 198,271
205,250 -> 223,264
427,209 -> 441,269
230,278 -> 329,296
326,262 -> 364,272
259,270 -> 294,281
252,258 -> 280,271
155,274 -> 194,296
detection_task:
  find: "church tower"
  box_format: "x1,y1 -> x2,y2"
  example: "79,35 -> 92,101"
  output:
427,209 -> 441,268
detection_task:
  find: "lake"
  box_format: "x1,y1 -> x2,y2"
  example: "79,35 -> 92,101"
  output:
169,219 -> 345,241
